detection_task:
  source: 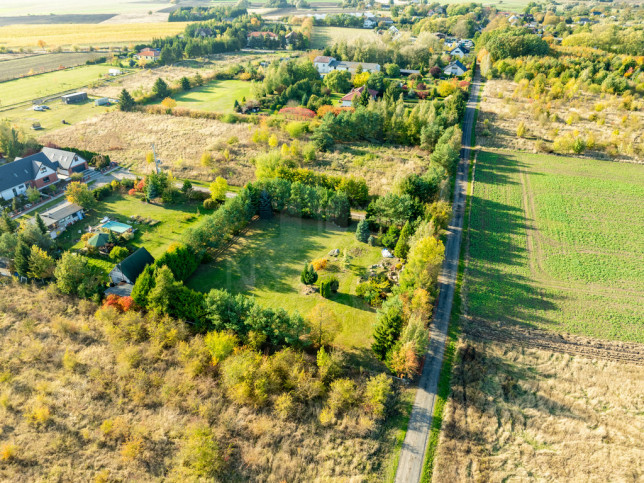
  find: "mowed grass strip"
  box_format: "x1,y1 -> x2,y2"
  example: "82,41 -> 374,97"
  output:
0,22 -> 188,49
310,26 -> 379,50
468,150 -> 644,342
0,64 -> 113,105
187,216 -> 383,352
161,79 -> 254,113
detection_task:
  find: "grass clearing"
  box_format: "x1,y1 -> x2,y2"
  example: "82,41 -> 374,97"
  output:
0,22 -> 187,49
468,149 -> 644,342
50,193 -> 212,258
0,64 -> 115,105
0,0 -> 171,16
0,52 -> 106,82
158,79 -> 254,113
311,26 -> 379,50
187,216 -> 384,354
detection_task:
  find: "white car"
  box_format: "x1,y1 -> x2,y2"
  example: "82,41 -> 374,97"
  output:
33,105 -> 48,111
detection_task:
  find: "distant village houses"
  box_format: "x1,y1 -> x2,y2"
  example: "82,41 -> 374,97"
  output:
313,56 -> 381,76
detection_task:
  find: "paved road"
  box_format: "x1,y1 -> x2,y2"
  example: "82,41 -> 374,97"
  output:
394,69 -> 481,483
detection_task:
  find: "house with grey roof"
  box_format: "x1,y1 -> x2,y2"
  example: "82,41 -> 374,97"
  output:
313,56 -> 381,76
41,147 -> 89,176
444,60 -> 467,76
37,201 -> 85,238
0,152 -> 60,201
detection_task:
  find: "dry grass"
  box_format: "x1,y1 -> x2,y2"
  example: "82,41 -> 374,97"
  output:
40,111 -> 262,184
478,79 -> 644,163
0,282 -> 406,481
433,337 -> 644,482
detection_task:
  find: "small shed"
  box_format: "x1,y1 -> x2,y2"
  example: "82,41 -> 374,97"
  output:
95,97 -> 110,106
109,247 -> 154,285
61,92 -> 88,104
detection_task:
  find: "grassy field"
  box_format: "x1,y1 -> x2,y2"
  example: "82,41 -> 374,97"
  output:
310,26 -> 379,50
0,52 -> 106,82
0,0 -> 171,16
160,79 -> 254,113
187,216 -> 385,353
0,98 -> 111,133
0,64 -> 115,105
467,149 -> 644,342
47,193 -> 212,258
0,22 -> 187,49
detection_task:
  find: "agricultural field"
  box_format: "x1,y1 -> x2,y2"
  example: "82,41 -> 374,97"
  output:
0,98 -> 111,133
0,64 -> 118,106
0,0 -> 171,16
0,22 -> 188,49
434,338 -> 644,482
478,78 -> 644,163
40,111 -> 263,185
187,217 -> 384,356
467,149 -> 644,342
158,79 -> 254,113
310,26 -> 379,50
0,52 -> 106,82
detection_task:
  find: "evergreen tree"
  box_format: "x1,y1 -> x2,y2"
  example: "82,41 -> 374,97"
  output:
300,263 -> 318,285
394,221 -> 412,259
119,89 -> 135,111
355,219 -> 370,243
35,213 -> 48,235
180,76 -> 191,91
372,297 -> 405,360
233,99 -> 241,112
152,78 -> 170,99
259,190 -> 273,219
0,211 -> 18,234
14,239 -> 31,278
131,264 -> 156,308
194,72 -> 203,86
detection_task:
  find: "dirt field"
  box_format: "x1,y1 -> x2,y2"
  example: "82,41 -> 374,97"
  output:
477,79 -> 644,163
0,52 -> 106,82
40,111 -> 261,184
433,332 -> 644,482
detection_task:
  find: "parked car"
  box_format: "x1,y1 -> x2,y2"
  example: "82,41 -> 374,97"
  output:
33,105 -> 45,111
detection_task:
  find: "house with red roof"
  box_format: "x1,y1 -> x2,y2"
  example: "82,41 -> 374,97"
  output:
340,86 -> 378,107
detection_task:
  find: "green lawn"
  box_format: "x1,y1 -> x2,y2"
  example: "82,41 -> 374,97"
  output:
163,79 -> 254,113
187,216 -> 385,353
0,64 -> 114,106
311,27 -> 379,50
467,149 -> 644,342
55,193 -> 213,258
0,98 -> 110,133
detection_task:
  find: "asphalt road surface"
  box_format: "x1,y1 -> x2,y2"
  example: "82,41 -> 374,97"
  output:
394,69 -> 482,483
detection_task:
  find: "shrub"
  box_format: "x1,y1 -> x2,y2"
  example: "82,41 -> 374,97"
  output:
300,263 -> 318,285
204,331 -> 238,366
311,258 -> 327,271
274,393 -> 294,419
363,373 -> 392,418
285,121 -> 308,138
327,378 -> 357,415
203,198 -> 217,210
0,443 -> 17,462
355,219 -> 370,243
319,276 -> 339,298
109,245 -> 129,261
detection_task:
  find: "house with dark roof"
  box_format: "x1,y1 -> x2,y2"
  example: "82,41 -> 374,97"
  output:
109,247 -> 155,286
444,60 -> 467,76
0,152 -> 59,201
37,201 -> 84,238
449,44 -> 470,58
41,147 -> 89,176
61,92 -> 88,104
340,86 -> 378,107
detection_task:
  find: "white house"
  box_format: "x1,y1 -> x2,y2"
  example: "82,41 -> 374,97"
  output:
340,86 -> 378,107
449,43 -> 470,58
108,68 -> 122,76
0,152 -> 59,201
41,147 -> 89,176
313,56 -> 381,76
444,60 -> 467,76
38,201 -> 85,239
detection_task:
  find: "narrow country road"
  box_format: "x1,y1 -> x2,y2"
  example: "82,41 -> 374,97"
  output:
394,68 -> 481,483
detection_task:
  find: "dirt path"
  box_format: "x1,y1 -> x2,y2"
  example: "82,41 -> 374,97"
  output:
464,316 -> 644,365
394,69 -> 482,483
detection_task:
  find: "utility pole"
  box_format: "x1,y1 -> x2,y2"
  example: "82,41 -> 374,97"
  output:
151,143 -> 161,174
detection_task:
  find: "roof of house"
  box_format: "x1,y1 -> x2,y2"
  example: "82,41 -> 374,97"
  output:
39,201 -> 83,227
341,85 -> 378,102
332,60 -> 380,71
445,60 -> 467,72
112,247 -> 154,284
105,283 -> 134,297
0,152 -> 58,192
87,232 -> 110,247
140,48 -> 160,55
248,31 -> 278,38
451,44 -> 470,54
61,91 -> 87,100
41,147 -> 85,171
313,56 -> 334,64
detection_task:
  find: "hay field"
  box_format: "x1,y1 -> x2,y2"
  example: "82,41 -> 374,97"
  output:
39,111 -> 263,185
478,79 -> 644,163
0,0 -> 170,16
310,26 -> 379,50
0,52 -> 106,82
0,22 -> 187,49
434,337 -> 644,482
467,149 -> 644,342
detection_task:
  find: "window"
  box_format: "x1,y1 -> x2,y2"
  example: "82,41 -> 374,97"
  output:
43,177 -> 50,183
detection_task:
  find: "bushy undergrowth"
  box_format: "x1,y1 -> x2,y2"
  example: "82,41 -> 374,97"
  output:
0,282 -> 401,481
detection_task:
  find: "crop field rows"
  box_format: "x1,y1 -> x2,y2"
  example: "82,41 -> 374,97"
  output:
466,149 -> 644,342
0,52 -> 107,82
